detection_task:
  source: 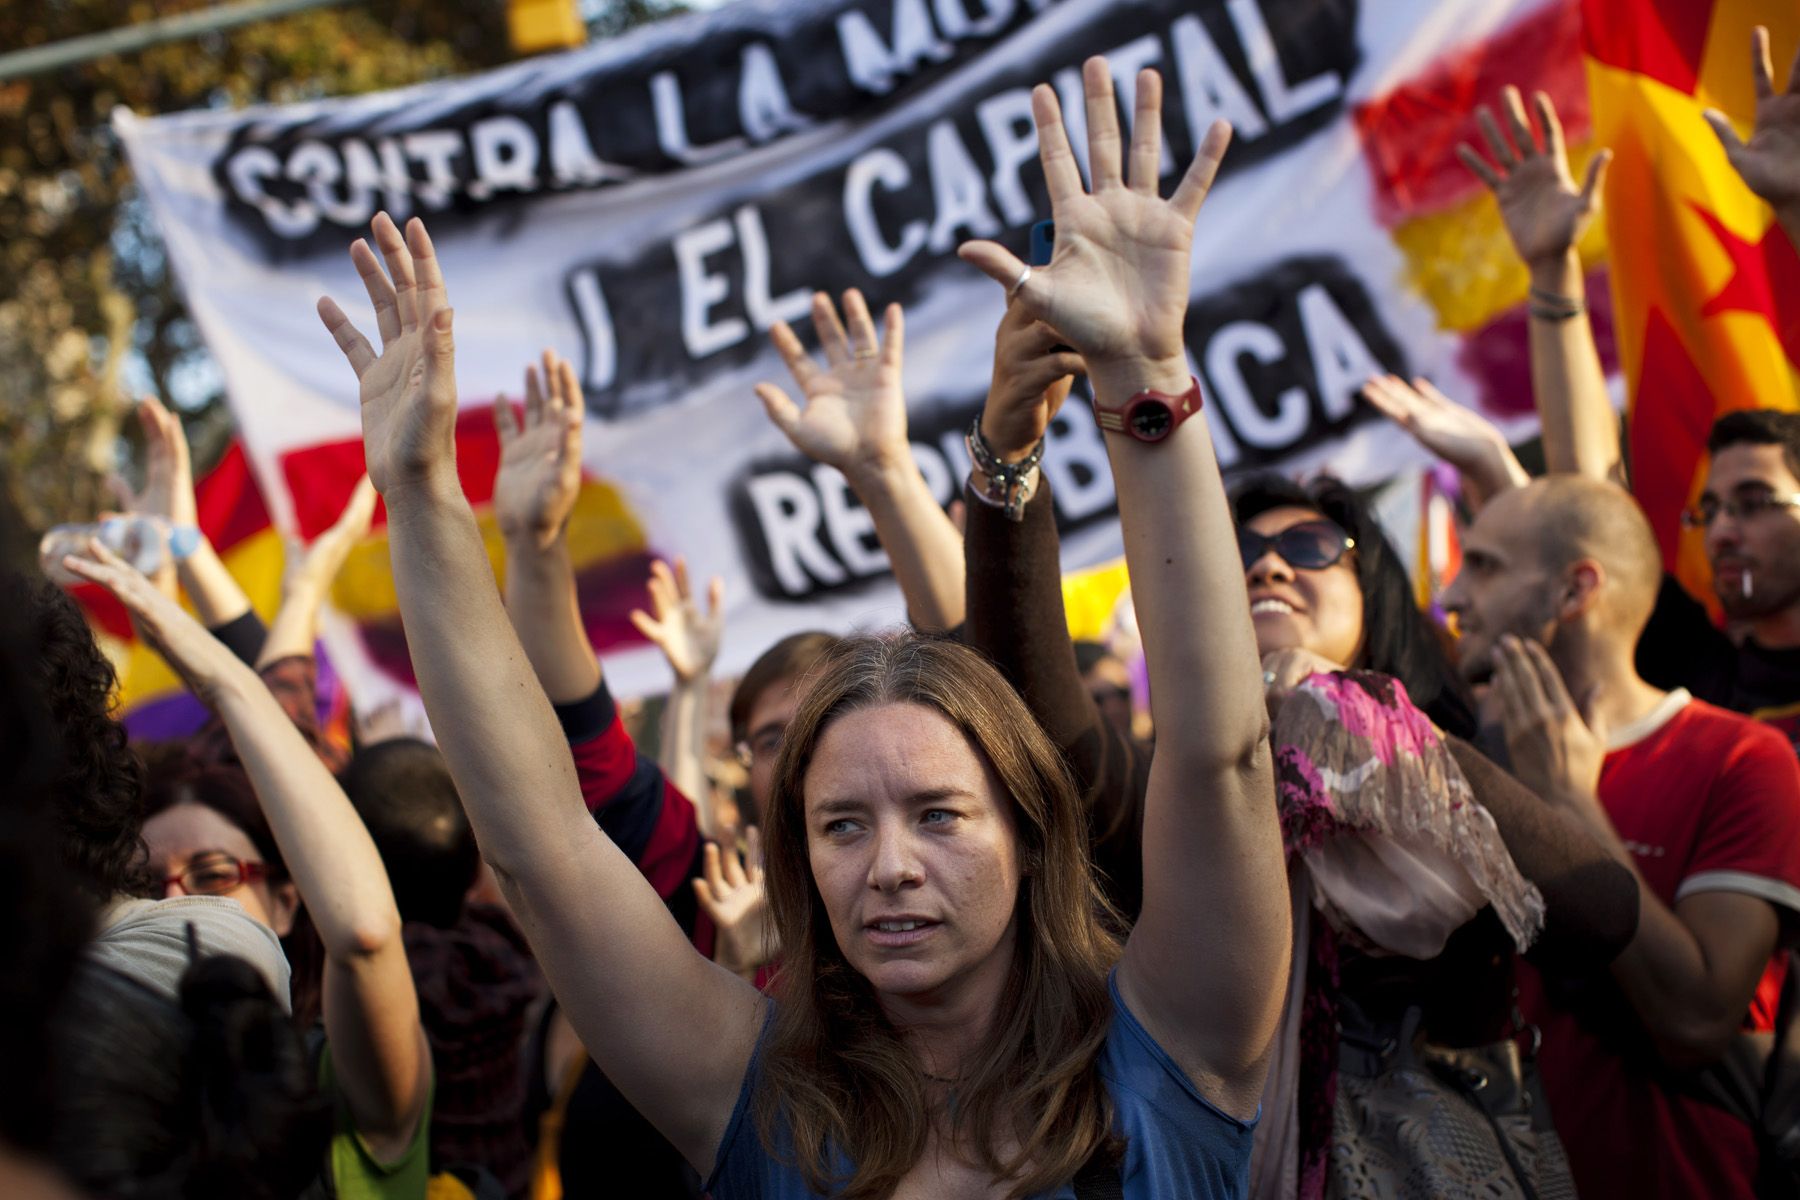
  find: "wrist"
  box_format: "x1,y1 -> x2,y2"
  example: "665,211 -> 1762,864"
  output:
977,409 -> 1043,464
1527,248 -> 1583,291
843,444 -> 916,493
1085,355 -> 1192,413
381,469 -> 464,513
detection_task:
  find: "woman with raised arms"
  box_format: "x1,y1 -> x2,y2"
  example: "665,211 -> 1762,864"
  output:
313,57 -> 1289,1199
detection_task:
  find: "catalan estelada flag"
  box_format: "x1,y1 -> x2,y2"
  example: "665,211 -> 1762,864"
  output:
1583,0 -> 1800,602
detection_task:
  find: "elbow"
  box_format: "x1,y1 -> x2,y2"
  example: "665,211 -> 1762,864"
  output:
341,909 -> 405,959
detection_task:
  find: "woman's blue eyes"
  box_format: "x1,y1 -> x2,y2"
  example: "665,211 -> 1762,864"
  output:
822,810 -> 957,835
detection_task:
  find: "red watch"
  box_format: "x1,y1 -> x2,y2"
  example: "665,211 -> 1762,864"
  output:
1093,376 -> 1204,443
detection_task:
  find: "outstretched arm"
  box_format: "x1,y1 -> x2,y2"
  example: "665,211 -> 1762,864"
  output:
66,543 -> 430,1161
1360,375 -> 1530,511
961,62 -> 1288,1119
493,351 -> 600,704
259,475 -> 377,667
1707,27 -> 1800,251
629,558 -> 728,837
755,292 -> 965,632
1460,88 -> 1618,482
317,214 -> 759,1174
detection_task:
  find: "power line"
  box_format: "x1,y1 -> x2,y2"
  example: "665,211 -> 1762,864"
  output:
0,0 -> 356,83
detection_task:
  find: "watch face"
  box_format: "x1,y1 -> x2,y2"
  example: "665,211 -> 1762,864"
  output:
1129,399 -> 1173,442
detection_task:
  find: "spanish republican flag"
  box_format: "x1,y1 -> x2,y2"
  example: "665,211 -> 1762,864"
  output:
1584,0 -> 1800,602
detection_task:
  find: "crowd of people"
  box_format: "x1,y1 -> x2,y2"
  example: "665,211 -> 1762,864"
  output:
5,29 -> 1800,1200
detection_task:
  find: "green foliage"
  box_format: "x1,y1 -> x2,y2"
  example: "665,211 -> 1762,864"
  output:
0,0 -> 683,562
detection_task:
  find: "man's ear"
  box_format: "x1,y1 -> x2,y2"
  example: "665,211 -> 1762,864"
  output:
1560,559 -> 1605,621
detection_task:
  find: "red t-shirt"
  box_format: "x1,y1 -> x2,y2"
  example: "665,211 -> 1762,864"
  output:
1520,691 -> 1800,1200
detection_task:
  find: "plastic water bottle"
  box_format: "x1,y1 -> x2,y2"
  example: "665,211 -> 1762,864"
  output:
39,516 -> 169,586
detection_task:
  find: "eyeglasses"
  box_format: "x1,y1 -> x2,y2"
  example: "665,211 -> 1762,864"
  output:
1237,520 -> 1356,572
161,854 -> 269,896
733,727 -> 785,768
1679,491 -> 1800,529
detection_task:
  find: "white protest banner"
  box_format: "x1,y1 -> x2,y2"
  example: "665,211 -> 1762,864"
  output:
116,0 -> 1598,704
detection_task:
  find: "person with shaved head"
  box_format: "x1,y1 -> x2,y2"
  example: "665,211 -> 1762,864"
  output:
1442,475 -> 1800,1199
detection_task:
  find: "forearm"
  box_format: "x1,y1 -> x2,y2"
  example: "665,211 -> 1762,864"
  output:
212,667 -> 404,957
1528,250 -> 1622,482
503,531 -> 601,704
1459,439 -> 1533,512
660,676 -> 717,838
1092,360 -> 1267,764
847,457 -> 966,633
1447,738 -> 1637,962
394,478 -> 594,869
177,539 -> 253,628
257,579 -> 327,668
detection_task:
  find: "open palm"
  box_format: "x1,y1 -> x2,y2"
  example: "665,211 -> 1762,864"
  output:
756,290 -> 908,474
1458,88 -> 1609,269
959,59 -> 1229,367
628,557 -> 724,684
494,350 -> 584,548
1707,27 -> 1800,213
316,212 -> 459,497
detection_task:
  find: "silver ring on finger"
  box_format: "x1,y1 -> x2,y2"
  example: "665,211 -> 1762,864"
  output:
1262,670 -> 1277,685
1007,264 -> 1032,301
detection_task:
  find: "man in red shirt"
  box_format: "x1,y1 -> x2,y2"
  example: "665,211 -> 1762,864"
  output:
1442,474 -> 1800,1199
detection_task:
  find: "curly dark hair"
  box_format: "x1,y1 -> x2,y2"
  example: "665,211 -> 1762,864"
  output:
11,570 -> 152,900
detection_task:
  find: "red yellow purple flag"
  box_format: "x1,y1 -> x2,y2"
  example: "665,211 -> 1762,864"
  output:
1583,0 -> 1800,603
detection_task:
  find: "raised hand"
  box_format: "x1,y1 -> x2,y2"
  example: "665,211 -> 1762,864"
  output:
755,290 -> 909,479
693,829 -> 778,979
1493,635 -> 1608,810
1361,374 -> 1530,505
63,538 -> 240,704
316,212 -> 458,497
959,60 -> 1229,371
628,557 -> 725,685
1458,87 -> 1611,270
979,302 -> 1084,463
1705,26 -> 1800,223
494,350 -> 585,550
286,475 -> 378,600
111,395 -> 198,529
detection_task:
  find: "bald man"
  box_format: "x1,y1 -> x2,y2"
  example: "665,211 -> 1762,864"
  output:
1443,476 -> 1800,1200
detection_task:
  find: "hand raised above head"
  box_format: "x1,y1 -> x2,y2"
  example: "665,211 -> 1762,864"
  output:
111,394 -> 197,529
1705,26 -> 1800,218
958,61 -> 1230,372
754,290 -> 909,480
628,557 -> 725,685
316,212 -> 458,498
980,302 -> 1084,464
494,349 -> 585,550
1456,87 -> 1610,270
63,538 -> 238,702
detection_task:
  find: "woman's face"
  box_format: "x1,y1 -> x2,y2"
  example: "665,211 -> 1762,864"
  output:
1242,505 -> 1365,668
141,803 -> 297,936
802,703 -> 1022,1011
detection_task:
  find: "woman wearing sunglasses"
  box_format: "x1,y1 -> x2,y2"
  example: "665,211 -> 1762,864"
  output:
964,346 -> 1640,1195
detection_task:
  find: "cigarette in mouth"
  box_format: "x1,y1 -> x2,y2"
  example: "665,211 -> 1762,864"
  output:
1744,569 -> 1753,600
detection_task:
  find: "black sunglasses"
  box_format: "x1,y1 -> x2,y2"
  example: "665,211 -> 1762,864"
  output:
1237,520 -> 1356,572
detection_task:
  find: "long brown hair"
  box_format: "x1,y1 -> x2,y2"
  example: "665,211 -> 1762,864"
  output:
758,634 -> 1123,1199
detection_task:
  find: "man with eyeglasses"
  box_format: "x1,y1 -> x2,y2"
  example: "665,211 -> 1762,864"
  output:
1638,410 -> 1800,754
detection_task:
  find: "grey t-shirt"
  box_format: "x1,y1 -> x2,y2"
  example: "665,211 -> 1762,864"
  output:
86,895 -> 291,1011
